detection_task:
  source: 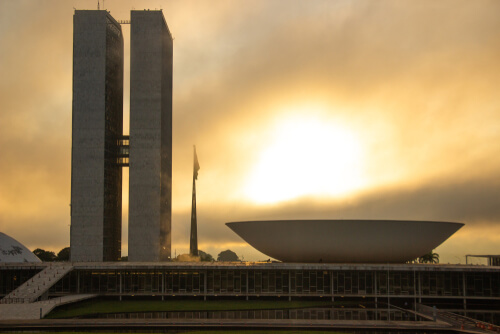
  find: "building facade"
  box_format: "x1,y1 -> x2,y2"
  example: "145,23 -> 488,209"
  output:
2,263 -> 500,312
128,10 -> 173,262
2,263 -> 500,325
70,10 -> 124,262
70,10 -> 173,262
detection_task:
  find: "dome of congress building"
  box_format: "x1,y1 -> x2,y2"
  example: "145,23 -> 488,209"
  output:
0,232 -> 41,263
226,220 -> 463,263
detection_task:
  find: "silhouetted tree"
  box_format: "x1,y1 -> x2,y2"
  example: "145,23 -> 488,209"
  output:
217,249 -> 239,262
418,251 -> 439,264
56,247 -> 70,261
33,248 -> 56,262
199,250 -> 214,262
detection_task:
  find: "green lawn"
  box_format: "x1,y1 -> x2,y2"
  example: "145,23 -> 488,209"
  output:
46,299 -> 337,319
31,332 -> 347,334
184,331 -> 348,334
185,332 -> 348,334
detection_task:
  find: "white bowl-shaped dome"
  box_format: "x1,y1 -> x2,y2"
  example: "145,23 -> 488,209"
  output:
226,220 -> 463,263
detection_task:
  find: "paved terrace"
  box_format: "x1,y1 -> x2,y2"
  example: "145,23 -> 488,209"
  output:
0,312 -> 495,333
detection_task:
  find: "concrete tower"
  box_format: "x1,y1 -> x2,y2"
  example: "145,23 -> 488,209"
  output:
128,10 -> 173,261
70,10 -> 124,262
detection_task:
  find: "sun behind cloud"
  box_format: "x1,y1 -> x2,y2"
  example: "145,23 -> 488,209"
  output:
244,110 -> 366,204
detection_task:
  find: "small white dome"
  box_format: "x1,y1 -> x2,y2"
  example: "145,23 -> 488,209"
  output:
0,232 -> 41,263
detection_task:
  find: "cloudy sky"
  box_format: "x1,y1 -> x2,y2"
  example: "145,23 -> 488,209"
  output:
1,0 -> 499,263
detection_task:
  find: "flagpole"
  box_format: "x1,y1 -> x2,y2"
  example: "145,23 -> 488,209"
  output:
190,146 -> 199,257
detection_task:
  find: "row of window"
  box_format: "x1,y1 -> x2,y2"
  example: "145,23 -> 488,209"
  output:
39,270 -> 500,298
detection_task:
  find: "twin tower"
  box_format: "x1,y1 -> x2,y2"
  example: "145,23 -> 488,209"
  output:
70,10 -> 172,262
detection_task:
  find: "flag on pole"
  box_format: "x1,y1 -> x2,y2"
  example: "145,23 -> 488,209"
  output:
190,145 -> 200,256
193,145 -> 200,180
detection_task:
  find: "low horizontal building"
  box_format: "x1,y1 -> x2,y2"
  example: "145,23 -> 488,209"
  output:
1,262 -> 499,308
466,254 -> 500,266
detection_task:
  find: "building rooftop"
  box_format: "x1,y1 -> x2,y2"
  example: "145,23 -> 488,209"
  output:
1,261 -> 499,272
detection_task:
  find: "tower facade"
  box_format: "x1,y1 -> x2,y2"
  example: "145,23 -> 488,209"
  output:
70,10 -> 124,262
128,10 -> 173,261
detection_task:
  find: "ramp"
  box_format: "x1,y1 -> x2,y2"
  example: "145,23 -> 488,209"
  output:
0,294 -> 96,320
1,263 -> 73,304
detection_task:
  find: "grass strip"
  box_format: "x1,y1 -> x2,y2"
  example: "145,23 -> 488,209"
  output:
28,332 -> 347,334
184,331 -> 348,334
186,332 -> 348,334
46,300 -> 336,319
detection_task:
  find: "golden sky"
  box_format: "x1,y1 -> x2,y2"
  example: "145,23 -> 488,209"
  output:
1,0 -> 499,263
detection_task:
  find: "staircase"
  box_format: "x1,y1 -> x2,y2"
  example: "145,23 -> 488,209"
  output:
1,263 -> 73,304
